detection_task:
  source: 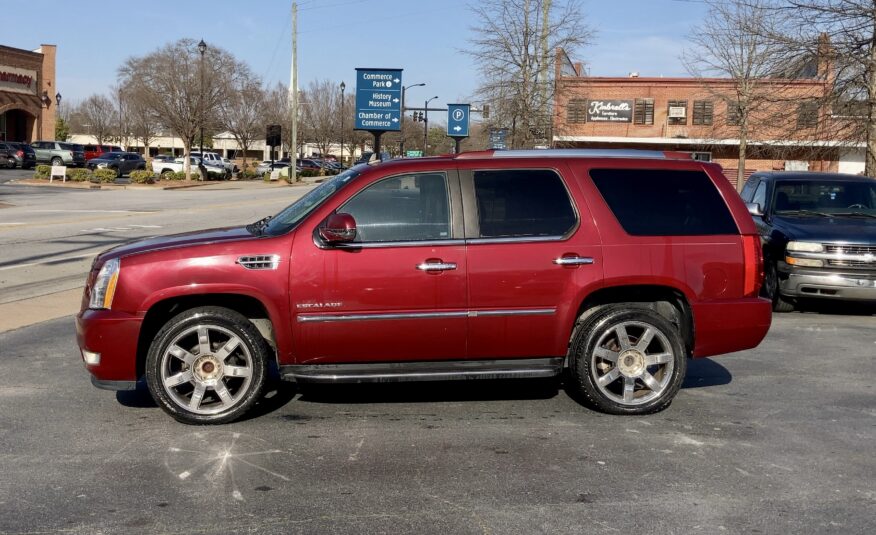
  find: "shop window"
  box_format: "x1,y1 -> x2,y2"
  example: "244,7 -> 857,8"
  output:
668,100 -> 688,125
567,99 -> 587,124
634,98 -> 654,125
692,100 -> 714,125
727,102 -> 741,126
797,101 -> 819,128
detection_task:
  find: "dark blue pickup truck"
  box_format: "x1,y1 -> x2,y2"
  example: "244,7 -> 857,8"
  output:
741,172 -> 876,311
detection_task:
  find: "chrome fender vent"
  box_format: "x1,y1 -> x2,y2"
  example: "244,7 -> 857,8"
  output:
236,255 -> 280,270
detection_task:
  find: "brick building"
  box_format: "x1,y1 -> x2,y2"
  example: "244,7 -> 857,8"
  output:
0,44 -> 57,143
552,46 -> 863,187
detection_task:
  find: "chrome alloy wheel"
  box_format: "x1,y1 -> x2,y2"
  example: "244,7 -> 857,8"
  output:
160,324 -> 254,415
590,320 -> 675,406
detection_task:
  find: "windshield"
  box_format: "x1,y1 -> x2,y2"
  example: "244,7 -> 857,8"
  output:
773,180 -> 876,216
261,167 -> 363,236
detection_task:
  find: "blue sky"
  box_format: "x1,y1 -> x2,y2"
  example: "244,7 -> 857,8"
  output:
3,0 -> 707,108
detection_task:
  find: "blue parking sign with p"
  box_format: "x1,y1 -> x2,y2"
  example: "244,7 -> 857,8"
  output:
447,104 -> 470,138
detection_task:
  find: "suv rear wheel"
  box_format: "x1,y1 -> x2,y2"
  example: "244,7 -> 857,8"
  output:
569,304 -> 686,415
145,306 -> 269,424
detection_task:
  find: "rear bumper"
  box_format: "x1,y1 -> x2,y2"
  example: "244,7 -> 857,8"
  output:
778,263 -> 876,301
76,308 -> 144,383
691,298 -> 772,358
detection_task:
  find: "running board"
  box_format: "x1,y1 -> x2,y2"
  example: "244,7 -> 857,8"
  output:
280,358 -> 563,384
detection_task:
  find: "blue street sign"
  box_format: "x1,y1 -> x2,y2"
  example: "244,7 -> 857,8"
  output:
355,68 -> 403,131
447,103 -> 470,138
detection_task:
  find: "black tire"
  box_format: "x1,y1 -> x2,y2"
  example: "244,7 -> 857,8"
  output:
762,262 -> 794,312
569,304 -> 687,415
51,157 -> 63,166
145,306 -> 269,425
160,169 -> 173,179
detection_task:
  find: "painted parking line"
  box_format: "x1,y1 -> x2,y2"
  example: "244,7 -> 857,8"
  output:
29,209 -> 157,214
0,222 -> 25,226
0,251 -> 101,272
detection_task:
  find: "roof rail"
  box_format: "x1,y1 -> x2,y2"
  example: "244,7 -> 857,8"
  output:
455,149 -> 691,160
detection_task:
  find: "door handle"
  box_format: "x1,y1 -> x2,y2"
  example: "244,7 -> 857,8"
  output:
553,256 -> 594,266
417,261 -> 457,272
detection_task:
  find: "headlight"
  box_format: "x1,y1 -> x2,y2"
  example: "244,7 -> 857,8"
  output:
89,258 -> 120,309
787,241 -> 824,253
97,162 -> 107,168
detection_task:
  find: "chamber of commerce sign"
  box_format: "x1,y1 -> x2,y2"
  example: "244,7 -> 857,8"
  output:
587,100 -> 632,122
0,65 -> 37,95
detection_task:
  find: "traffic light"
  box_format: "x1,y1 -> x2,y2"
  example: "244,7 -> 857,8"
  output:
412,111 -> 424,122
482,104 -> 490,119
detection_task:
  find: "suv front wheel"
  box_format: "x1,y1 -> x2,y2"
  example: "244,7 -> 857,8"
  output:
569,305 -> 686,415
146,306 -> 269,424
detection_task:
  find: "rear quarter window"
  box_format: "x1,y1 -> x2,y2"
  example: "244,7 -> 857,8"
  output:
590,168 -> 738,236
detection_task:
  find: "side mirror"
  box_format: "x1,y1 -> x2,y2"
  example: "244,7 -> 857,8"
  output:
320,213 -> 357,244
746,202 -> 763,217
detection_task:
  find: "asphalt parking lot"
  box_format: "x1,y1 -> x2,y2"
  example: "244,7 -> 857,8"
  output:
0,310 -> 873,534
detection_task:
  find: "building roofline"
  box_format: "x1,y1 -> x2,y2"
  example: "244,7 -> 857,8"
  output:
0,45 -> 43,58
553,135 -> 863,149
558,76 -> 828,86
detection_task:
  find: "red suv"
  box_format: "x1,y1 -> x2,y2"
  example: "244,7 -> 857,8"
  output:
76,150 -> 771,424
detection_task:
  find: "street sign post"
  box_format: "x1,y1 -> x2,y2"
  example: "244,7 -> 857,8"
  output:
355,68 -> 402,159
446,103 -> 471,153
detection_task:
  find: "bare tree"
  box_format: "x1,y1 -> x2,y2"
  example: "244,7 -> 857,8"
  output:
683,1 -> 795,189
466,0 -> 593,149
118,39 -> 247,180
771,0 -> 876,175
301,79 -> 341,159
123,83 -> 161,157
262,82 -> 294,158
78,94 -> 116,145
220,72 -> 265,171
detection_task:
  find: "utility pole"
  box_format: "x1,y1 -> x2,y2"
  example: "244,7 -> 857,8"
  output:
400,82 -> 424,156
290,1 -> 298,181
423,95 -> 438,155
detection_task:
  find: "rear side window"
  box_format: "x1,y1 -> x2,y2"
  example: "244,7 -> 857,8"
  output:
590,168 -> 738,236
474,169 -> 576,238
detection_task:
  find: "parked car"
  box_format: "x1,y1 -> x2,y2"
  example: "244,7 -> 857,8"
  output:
297,158 -> 323,171
83,144 -> 123,161
151,154 -> 176,164
255,161 -> 290,175
32,141 -> 86,167
192,152 -> 234,175
153,157 -> 228,180
354,151 -> 391,164
742,171 -> 876,311
0,142 -> 36,169
86,152 -> 147,177
76,149 -> 771,424
0,144 -> 13,168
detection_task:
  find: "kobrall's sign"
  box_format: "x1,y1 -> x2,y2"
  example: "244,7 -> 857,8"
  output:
0,65 -> 38,95
586,100 -> 633,123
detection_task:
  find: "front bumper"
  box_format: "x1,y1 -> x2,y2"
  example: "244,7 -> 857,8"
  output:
76,308 -> 144,385
778,262 -> 876,301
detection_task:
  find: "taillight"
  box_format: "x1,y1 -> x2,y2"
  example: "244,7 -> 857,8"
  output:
742,234 -> 763,297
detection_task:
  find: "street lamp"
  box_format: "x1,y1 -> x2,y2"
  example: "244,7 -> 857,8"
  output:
339,81 -> 345,166
400,82 -> 425,155
198,39 -> 207,156
424,95 -> 438,155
